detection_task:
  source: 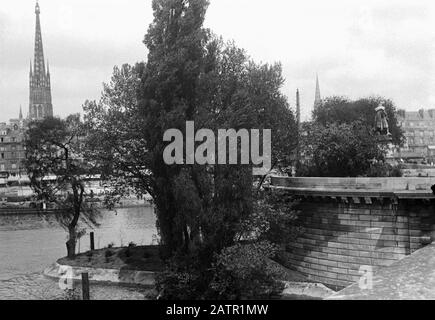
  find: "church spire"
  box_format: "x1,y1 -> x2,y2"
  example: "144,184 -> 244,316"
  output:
295,89 -> 301,177
33,1 -> 46,79
19,106 -> 23,120
314,73 -> 322,108
29,1 -> 53,120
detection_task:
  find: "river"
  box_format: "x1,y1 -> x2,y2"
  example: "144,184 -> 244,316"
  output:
0,206 -> 157,300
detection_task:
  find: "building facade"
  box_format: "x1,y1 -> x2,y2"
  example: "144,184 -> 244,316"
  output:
0,117 -> 26,178
396,109 -> 435,162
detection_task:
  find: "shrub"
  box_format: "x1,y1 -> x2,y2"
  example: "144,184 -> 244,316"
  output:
236,189 -> 301,246
156,189 -> 300,300
208,241 -> 284,299
155,255 -> 206,300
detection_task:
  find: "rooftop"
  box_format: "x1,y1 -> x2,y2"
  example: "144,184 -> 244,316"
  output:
327,244 -> 435,300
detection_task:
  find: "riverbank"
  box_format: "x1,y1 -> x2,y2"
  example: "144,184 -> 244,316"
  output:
44,246 -> 163,288
45,245 -> 335,300
57,245 -> 164,272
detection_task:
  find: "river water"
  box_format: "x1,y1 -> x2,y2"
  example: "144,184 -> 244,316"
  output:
0,206 -> 157,300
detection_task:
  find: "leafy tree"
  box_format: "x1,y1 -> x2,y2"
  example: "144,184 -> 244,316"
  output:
313,96 -> 405,146
83,64 -> 148,209
24,115 -> 99,258
299,121 -> 386,177
83,0 -> 297,299
84,0 -> 296,255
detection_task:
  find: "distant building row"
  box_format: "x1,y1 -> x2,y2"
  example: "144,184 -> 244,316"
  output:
0,116 -> 26,178
396,109 -> 435,164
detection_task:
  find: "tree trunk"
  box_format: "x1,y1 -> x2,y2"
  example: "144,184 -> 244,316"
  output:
66,229 -> 76,259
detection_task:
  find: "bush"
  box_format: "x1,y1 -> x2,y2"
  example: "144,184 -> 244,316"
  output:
156,242 -> 286,300
155,254 -> 207,300
241,189 -> 301,245
209,241 -> 284,299
156,189 -> 300,300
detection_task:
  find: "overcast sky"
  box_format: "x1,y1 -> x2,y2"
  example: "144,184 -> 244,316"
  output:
1,0 -> 434,122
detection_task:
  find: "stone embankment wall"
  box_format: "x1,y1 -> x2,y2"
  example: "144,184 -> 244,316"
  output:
44,263 -> 156,287
272,177 -> 435,290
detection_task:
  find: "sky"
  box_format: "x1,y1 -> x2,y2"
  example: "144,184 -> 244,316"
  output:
0,0 -> 434,122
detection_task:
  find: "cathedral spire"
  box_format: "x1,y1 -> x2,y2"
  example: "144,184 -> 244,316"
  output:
19,106 -> 23,120
314,73 -> 322,109
33,1 -> 46,79
295,89 -> 301,177
29,1 -> 53,120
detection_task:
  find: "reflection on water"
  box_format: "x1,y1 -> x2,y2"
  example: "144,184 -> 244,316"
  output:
0,206 -> 157,300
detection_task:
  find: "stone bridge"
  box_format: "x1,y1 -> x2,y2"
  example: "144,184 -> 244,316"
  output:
270,177 -> 435,290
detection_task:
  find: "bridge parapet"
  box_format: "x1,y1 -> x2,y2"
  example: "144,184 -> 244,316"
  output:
271,177 -> 435,290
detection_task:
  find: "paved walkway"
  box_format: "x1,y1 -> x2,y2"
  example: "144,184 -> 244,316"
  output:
328,244 -> 435,300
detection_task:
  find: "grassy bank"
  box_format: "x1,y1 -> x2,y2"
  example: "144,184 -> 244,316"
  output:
58,245 -> 164,272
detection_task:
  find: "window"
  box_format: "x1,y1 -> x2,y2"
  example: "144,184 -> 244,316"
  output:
11,164 -> 17,169
1,153 -> 4,159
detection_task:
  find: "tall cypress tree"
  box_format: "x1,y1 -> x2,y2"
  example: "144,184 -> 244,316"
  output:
139,0 -> 211,256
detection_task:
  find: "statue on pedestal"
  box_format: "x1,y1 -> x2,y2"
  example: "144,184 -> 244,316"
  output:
375,104 -> 392,137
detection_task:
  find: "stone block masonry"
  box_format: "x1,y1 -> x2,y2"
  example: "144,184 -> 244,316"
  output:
271,177 -> 435,290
